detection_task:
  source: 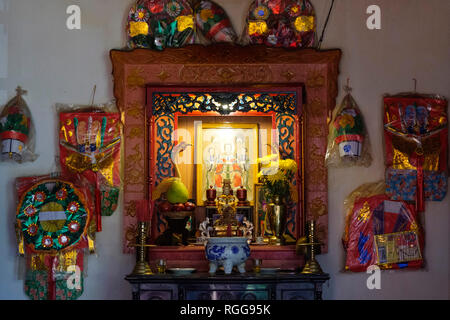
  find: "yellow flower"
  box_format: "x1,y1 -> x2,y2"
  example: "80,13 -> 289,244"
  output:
20,115 -> 28,127
248,21 -> 268,35
279,159 -> 297,172
129,21 -> 148,37
338,114 -> 355,128
267,171 -> 285,183
257,154 -> 278,166
200,9 -> 214,22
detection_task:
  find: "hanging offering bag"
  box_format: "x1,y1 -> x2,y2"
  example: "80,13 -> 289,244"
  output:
342,182 -> 424,272
383,93 -> 448,212
325,92 -> 372,167
0,86 -> 38,163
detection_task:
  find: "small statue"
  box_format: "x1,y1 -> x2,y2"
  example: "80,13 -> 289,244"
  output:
240,217 -> 254,244
198,217 -> 213,244
214,179 -> 239,236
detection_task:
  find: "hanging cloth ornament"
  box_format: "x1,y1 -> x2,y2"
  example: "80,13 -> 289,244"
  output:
325,80 -> 372,167
342,181 -> 424,272
15,176 -> 94,300
0,86 -> 38,163
383,92 -> 448,212
127,0 -> 195,50
59,111 -> 122,232
241,0 -> 316,48
194,0 -> 237,44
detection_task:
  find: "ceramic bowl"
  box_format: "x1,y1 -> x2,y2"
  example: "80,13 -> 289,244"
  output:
167,268 -> 196,276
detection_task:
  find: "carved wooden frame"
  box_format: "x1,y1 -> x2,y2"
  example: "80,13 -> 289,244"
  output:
110,44 -> 341,257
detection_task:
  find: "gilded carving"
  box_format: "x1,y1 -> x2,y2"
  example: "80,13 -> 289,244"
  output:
124,200 -> 137,218
179,65 -> 273,84
125,223 -> 138,242
308,144 -> 324,166
126,125 -> 144,139
306,71 -> 325,88
309,197 -> 327,220
157,70 -> 170,82
281,70 -> 295,81
126,101 -> 144,119
307,166 -> 327,190
127,68 -> 146,89
308,123 -> 326,138
124,144 -> 145,191
305,97 -> 324,118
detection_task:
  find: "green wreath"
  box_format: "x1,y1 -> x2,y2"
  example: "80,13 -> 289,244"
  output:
16,180 -> 91,252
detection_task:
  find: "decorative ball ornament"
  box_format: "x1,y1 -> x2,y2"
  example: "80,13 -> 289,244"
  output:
16,180 -> 92,253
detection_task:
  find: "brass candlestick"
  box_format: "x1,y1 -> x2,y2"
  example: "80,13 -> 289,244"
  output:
129,221 -> 155,275
297,220 -> 324,274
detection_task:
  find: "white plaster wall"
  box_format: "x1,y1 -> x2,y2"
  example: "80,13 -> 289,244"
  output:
0,0 -> 448,299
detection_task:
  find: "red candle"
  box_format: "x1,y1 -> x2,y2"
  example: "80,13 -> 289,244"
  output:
136,199 -> 149,222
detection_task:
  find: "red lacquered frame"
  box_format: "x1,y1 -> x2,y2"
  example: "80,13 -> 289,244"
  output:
110,45 -> 342,263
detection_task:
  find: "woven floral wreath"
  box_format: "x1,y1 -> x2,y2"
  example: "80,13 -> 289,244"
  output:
16,180 -> 91,253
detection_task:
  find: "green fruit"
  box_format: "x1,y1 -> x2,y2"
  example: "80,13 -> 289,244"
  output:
166,180 -> 189,204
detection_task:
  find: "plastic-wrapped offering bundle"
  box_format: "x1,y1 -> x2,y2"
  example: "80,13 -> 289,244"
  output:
325,93 -> 372,167
57,102 -> 122,234
194,0 -> 237,44
241,0 -> 316,48
342,181 -> 424,272
127,0 -> 195,50
383,93 -> 448,212
0,87 -> 38,163
15,174 -> 95,299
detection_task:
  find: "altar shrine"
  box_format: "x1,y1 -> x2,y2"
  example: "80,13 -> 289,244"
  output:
110,45 -> 341,272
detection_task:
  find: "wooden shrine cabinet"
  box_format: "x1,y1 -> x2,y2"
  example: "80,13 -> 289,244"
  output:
110,45 -> 341,285
125,272 -> 330,300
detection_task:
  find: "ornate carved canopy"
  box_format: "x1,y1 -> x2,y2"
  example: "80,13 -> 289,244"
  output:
110,44 -> 341,256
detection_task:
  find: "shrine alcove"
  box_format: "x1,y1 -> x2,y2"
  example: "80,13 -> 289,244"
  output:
110,44 -> 341,270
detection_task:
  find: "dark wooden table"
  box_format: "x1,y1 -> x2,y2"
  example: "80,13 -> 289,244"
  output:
125,272 -> 329,300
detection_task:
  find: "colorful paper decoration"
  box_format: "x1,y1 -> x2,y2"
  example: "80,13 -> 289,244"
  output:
242,0 -> 316,48
343,182 -> 424,272
383,94 -> 448,211
194,0 -> 237,44
325,91 -> 372,167
0,86 -> 37,163
59,112 -> 122,231
15,177 -> 94,300
127,0 -> 195,50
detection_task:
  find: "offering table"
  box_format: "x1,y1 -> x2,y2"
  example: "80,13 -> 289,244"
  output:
125,271 -> 329,300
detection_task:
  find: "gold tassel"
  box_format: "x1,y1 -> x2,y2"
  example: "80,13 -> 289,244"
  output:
15,222 -> 24,256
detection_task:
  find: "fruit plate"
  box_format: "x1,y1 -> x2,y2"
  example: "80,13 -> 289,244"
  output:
167,268 -> 197,276
259,268 -> 281,274
163,211 -> 194,219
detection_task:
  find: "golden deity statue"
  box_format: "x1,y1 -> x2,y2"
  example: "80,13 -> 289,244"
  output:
214,179 -> 239,237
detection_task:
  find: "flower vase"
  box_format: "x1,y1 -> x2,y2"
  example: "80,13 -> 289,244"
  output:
267,195 -> 286,245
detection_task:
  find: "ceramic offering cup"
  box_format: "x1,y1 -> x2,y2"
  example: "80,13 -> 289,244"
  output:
205,237 -> 250,274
